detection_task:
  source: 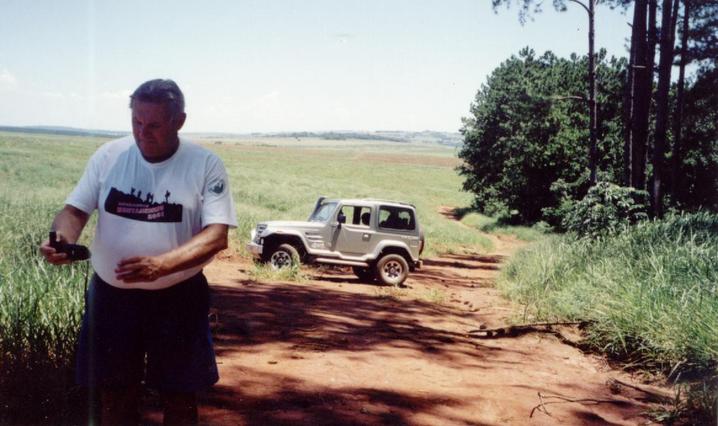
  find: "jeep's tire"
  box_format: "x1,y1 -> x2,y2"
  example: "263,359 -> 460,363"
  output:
268,243 -> 300,270
375,254 -> 409,286
352,266 -> 376,282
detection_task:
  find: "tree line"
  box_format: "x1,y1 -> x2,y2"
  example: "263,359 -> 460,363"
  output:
459,0 -> 717,225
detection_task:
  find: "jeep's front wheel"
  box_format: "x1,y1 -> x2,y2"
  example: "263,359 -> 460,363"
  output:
267,243 -> 300,269
375,254 -> 409,286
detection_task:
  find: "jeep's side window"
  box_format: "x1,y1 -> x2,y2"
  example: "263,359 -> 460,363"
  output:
378,206 -> 415,230
339,205 -> 372,227
357,206 -> 371,227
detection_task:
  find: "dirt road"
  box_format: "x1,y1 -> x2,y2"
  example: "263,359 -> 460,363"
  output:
146,236 -> 670,425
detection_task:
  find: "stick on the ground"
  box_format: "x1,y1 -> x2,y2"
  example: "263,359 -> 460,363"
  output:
529,392 -> 631,418
468,321 -> 589,338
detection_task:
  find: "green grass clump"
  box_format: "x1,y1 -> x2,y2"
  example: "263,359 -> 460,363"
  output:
248,262 -> 307,283
498,211 -> 718,416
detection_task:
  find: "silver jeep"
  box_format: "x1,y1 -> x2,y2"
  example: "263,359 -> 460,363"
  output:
246,197 -> 425,285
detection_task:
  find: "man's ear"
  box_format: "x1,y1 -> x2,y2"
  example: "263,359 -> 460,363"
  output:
174,112 -> 187,131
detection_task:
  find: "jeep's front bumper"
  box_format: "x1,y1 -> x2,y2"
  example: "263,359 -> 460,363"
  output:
246,241 -> 263,258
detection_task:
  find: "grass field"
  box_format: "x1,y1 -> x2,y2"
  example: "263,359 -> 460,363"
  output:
0,130 -> 491,423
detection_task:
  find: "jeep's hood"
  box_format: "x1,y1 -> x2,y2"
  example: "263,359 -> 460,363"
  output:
261,221 -> 326,231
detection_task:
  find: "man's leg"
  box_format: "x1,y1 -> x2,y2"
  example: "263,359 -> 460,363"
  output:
145,274 -> 218,425
100,385 -> 141,426
162,391 -> 198,426
76,276 -> 145,425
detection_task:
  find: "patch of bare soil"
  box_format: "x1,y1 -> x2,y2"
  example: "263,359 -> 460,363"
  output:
144,217 -> 672,425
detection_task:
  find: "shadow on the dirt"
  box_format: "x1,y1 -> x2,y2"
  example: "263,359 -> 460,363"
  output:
410,268 -> 495,289
197,253 -> 537,424
436,253 -> 506,264
422,258 -> 500,271
197,278 -> 513,425
192,372 -> 493,426
210,280 -> 490,363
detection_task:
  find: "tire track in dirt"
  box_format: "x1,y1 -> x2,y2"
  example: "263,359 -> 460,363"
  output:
139,212 -> 672,425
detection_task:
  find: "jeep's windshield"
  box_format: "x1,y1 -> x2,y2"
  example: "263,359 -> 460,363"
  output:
309,202 -> 337,222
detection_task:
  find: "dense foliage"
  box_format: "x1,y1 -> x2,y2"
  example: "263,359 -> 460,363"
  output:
459,49 -> 718,224
458,48 -> 625,223
561,182 -> 649,237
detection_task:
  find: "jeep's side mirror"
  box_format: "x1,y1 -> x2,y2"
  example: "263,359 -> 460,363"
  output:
337,213 -> 346,224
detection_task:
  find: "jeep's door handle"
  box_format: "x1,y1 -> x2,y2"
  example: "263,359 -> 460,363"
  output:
362,233 -> 371,241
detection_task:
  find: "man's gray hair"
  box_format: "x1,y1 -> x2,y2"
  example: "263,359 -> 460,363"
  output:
129,79 -> 185,118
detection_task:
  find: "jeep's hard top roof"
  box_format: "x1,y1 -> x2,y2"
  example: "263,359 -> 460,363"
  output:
321,198 -> 416,209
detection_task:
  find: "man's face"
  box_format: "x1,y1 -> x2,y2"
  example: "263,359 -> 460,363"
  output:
131,100 -> 186,162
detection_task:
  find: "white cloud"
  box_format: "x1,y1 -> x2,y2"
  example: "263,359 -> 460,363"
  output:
0,68 -> 17,89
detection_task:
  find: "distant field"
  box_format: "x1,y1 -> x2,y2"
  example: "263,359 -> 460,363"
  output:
204,135 -> 462,158
0,130 -> 478,254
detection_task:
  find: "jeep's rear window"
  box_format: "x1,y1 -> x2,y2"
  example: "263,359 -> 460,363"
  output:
378,206 -> 415,230
309,202 -> 337,222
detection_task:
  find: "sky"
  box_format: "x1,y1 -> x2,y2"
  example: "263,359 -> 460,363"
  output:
0,0 -> 636,133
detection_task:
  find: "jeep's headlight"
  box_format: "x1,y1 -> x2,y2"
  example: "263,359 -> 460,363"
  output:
253,224 -> 267,244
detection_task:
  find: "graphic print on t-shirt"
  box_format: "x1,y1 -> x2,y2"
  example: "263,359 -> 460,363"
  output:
104,187 -> 183,222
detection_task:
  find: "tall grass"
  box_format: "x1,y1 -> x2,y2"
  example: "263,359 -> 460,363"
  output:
0,196 -> 91,423
499,211 -> 718,375
499,212 -> 718,421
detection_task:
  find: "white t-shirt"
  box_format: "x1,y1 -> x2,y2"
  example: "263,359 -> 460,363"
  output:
66,136 -> 238,290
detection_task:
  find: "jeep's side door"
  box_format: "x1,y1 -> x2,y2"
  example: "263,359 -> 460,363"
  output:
333,204 -> 375,256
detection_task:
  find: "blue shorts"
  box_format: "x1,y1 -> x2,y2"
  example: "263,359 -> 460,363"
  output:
76,272 -> 219,393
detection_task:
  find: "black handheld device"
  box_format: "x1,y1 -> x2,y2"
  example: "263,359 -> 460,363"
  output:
49,231 -> 91,261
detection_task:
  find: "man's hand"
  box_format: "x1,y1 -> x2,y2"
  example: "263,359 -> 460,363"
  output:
115,256 -> 167,283
39,234 -> 72,265
39,205 -> 90,266
114,224 -> 228,284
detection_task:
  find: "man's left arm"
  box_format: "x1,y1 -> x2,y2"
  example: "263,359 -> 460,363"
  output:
115,223 -> 229,283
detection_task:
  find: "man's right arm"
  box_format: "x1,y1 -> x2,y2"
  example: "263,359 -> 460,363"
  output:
39,205 -> 90,265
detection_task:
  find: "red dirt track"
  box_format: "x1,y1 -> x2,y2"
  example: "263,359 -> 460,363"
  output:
145,231 -> 670,425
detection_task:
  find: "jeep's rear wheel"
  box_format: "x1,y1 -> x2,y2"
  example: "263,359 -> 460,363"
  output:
352,266 -> 376,282
375,254 -> 409,286
268,243 -> 300,269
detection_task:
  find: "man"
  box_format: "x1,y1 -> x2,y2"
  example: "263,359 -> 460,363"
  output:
39,79 -> 237,425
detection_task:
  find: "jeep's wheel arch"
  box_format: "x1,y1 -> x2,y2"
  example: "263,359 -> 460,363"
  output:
262,235 -> 307,262
375,246 -> 414,270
